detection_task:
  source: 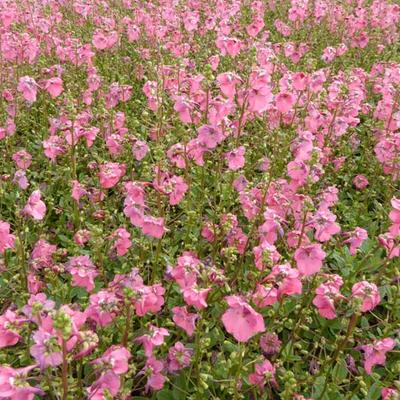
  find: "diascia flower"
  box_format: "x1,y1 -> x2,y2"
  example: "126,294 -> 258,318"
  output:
221,295 -> 265,342
44,77 -> 63,98
22,190 -> 46,220
98,162 -> 126,189
0,220 -> 15,253
66,255 -> 99,292
17,76 -> 38,103
358,338 -> 396,374
351,281 -> 381,312
294,243 -> 326,276
249,359 -> 277,390
0,365 -> 44,400
172,306 -> 198,336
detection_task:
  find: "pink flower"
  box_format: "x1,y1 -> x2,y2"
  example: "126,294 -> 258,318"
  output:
91,346 -> 131,375
13,170 -> 29,190
343,227 -> 368,255
22,190 -> 46,220
275,91 -> 296,113
87,290 -> 119,327
221,295 -> 265,342
0,310 -> 24,348
66,255 -> 99,292
294,244 -> 326,276
12,150 -> 32,169
197,125 -> 225,149
353,174 -> 369,190
142,216 -> 166,239
142,357 -> 166,391
0,365 -> 44,400
98,162 -> 126,189
248,359 -> 276,389
0,221 -> 15,254
217,72 -> 241,98
182,286 -> 211,310
382,388 -> 399,400
30,328 -> 63,368
135,325 -> 169,357
111,228 -> 132,256
17,76 -> 38,103
351,281 -> 380,312
172,306 -> 198,336
93,30 -> 118,50
87,371 -> 120,400
389,197 -> 400,224
132,139 -> 149,161
44,77 -> 63,98
133,284 -> 165,316
264,263 -> 303,298
225,146 -> 245,171
43,135 -> 65,162
167,341 -> 193,372
313,281 -> 343,319
358,338 -> 396,374
260,333 -> 281,355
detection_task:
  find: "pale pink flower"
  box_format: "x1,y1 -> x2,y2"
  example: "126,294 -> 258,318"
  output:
66,255 -> 98,292
248,359 -> 276,389
358,338 -> 396,374
352,281 -> 380,312
142,216 -> 166,239
275,91 -> 296,113
294,244 -> 326,276
225,146 -> 245,171
167,341 -> 193,372
172,306 -> 198,336
12,150 -> 32,169
22,190 -> 46,220
221,295 -> 265,342
353,174 -> 369,190
98,162 -> 126,189
44,77 -> 63,98
0,221 -> 15,254
17,76 -> 38,103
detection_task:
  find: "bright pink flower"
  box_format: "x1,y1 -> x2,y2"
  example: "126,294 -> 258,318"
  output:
221,295 -> 265,342
66,255 -> 98,292
275,91 -> 296,113
352,281 -> 381,312
225,146 -> 245,171
135,325 -> 169,357
12,150 -> 32,169
172,306 -> 198,336
22,190 -> 46,220
167,341 -> 193,372
43,135 -> 65,162
217,72 -> 241,98
17,76 -> 38,103
0,221 -> 15,254
294,244 -> 326,276
0,365 -> 44,400
92,30 -> 118,50
248,359 -> 276,389
358,338 -> 396,374
44,77 -> 63,98
98,162 -> 126,189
